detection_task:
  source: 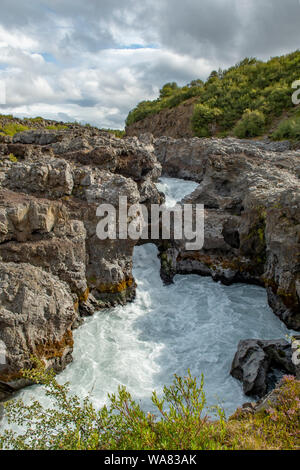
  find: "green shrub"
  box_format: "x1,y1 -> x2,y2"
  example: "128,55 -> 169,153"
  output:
192,103 -> 222,137
27,116 -> 44,122
0,363 -> 225,450
8,153 -> 18,163
166,86 -> 203,108
262,84 -> 292,117
233,109 -> 266,138
0,361 -> 298,450
101,128 -> 125,138
126,100 -> 163,127
271,115 -> 300,141
45,124 -> 68,130
0,114 -> 14,120
0,123 -> 30,136
159,82 -> 179,98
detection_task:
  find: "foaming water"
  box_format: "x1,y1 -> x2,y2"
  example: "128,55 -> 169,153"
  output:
10,177 -> 292,418
156,177 -> 198,207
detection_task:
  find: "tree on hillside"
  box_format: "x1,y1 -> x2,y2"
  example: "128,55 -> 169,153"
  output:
159,82 -> 179,98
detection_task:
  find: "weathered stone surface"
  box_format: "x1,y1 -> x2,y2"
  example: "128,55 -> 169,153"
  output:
0,189 -> 68,243
63,169 -> 145,305
0,219 -> 87,297
43,128 -> 162,182
0,262 -> 77,390
155,137 -> 300,329
78,293 -> 99,317
3,158 -> 74,198
0,128 -> 162,392
0,381 -> 15,402
13,130 -> 64,146
230,339 -> 296,397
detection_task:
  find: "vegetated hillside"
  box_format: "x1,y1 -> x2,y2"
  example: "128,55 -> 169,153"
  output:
126,97 -> 197,138
125,50 -> 300,141
0,114 -> 125,138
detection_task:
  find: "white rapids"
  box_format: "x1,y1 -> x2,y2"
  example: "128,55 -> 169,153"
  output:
10,177 -> 292,417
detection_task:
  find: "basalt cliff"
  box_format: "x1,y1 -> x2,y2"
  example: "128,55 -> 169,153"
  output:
125,97 -> 196,139
0,128 -> 162,398
0,127 -> 299,401
154,136 -> 300,330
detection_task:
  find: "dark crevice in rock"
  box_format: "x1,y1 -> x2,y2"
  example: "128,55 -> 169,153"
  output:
230,339 -> 297,398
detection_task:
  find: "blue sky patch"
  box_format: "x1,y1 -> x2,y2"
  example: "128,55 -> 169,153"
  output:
41,52 -> 58,64
117,43 -> 158,50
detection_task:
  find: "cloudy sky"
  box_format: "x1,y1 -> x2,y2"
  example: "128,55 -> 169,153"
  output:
0,0 -> 299,128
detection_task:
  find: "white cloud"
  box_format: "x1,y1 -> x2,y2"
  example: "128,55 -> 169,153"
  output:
0,0 -> 298,128
0,25 -> 38,50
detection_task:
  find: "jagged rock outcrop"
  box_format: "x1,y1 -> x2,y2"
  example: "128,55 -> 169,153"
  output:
0,262 -> 77,400
3,158 -> 74,198
230,374 -> 300,422
230,339 -> 296,397
154,137 -> 300,330
0,127 -> 162,393
125,98 -> 196,139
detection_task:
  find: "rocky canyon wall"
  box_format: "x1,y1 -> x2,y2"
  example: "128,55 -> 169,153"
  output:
153,136 -> 300,331
0,129 -> 162,397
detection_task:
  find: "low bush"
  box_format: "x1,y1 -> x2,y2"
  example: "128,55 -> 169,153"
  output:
27,116 -> 44,122
45,124 -> 68,130
101,128 -> 126,138
271,115 -> 300,141
0,123 -> 30,136
0,361 -> 298,450
192,103 -> 223,137
233,109 -> 266,138
8,153 -> 18,162
0,114 -> 14,120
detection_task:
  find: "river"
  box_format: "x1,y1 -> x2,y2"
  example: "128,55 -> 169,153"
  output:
14,177 -> 291,417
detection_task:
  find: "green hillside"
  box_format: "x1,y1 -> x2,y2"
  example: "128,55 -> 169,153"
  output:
126,51 -> 300,140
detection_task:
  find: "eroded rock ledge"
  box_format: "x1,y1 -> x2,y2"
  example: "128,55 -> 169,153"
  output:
0,128 -> 162,396
153,135 -> 300,330
230,338 -> 297,398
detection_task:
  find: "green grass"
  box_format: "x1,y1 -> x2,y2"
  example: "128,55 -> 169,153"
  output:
45,124 -> 68,130
0,114 -> 14,120
101,128 -> 125,138
27,116 -> 44,123
0,123 -> 30,136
